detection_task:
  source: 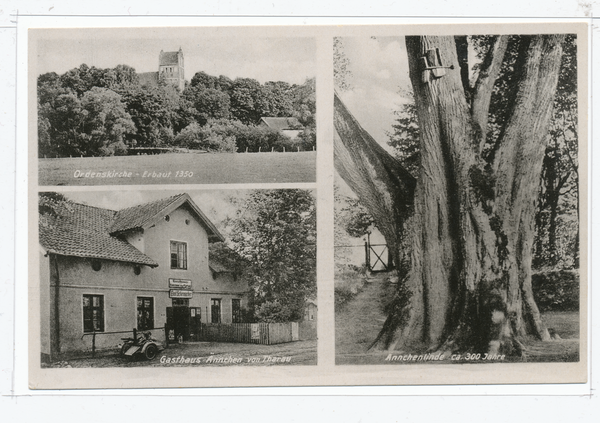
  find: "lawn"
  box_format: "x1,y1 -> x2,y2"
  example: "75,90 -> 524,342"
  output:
335,271 -> 581,365
38,151 -> 316,186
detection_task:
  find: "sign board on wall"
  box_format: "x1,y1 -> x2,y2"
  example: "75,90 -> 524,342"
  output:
169,289 -> 193,299
169,278 -> 192,289
251,323 -> 260,340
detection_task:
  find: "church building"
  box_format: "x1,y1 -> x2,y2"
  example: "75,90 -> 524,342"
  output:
138,48 -> 186,91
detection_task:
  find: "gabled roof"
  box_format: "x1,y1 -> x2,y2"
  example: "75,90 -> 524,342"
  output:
39,193 -> 224,266
109,194 -> 185,234
39,202 -> 158,267
259,117 -> 303,131
109,193 -> 224,242
159,50 -> 181,66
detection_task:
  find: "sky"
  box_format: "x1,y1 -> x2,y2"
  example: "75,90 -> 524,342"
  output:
337,36 -> 411,149
32,27 -> 316,85
337,36 -> 479,148
334,36 -> 410,265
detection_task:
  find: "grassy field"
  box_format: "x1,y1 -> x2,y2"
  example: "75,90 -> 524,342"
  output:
335,272 -> 580,365
39,151 -> 316,186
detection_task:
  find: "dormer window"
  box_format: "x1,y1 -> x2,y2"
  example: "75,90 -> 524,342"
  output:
170,241 -> 187,269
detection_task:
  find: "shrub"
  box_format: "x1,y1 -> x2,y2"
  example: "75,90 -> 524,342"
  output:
532,270 -> 579,312
254,300 -> 295,323
334,264 -> 367,307
174,122 -> 236,152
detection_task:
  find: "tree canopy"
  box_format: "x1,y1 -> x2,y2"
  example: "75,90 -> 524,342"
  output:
38,64 -> 316,157
224,190 -> 316,322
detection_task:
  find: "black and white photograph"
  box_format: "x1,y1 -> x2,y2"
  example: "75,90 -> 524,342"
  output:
32,28 -> 316,186
334,33 -> 585,367
37,188 -> 317,368
25,22 -> 588,390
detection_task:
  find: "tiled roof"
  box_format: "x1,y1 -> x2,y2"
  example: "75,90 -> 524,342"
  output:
39,202 -> 158,267
259,117 -> 303,131
159,51 -> 180,66
109,194 -> 185,234
208,258 -> 231,273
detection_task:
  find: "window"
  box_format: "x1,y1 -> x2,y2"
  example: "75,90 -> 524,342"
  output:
170,241 -> 187,269
83,295 -> 104,332
137,297 -> 154,330
232,299 -> 242,323
211,299 -> 221,323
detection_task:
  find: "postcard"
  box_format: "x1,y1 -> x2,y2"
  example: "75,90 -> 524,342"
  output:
26,22 -> 587,389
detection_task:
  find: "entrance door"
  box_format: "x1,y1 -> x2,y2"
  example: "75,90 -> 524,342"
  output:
166,306 -> 190,342
166,306 -> 202,343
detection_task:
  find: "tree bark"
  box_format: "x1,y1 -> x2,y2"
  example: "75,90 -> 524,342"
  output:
334,34 -> 565,356
334,93 -> 416,264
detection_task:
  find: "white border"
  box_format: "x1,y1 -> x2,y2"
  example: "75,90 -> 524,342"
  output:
3,7 -> 598,422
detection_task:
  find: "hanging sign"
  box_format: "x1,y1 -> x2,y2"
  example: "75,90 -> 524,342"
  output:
170,289 -> 193,299
169,278 -> 192,289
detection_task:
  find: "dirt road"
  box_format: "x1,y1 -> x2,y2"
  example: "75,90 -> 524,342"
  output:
44,340 -> 317,368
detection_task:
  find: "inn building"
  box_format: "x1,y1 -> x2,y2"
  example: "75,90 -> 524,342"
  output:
39,193 -> 249,361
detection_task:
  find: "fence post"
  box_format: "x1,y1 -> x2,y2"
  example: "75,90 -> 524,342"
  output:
92,332 -> 96,358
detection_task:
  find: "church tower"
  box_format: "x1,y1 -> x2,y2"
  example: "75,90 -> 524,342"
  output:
158,48 -> 185,91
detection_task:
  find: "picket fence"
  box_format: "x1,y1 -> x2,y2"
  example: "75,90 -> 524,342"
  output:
198,321 -> 316,345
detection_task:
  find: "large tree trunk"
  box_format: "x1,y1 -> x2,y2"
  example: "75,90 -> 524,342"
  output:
335,34 -> 565,356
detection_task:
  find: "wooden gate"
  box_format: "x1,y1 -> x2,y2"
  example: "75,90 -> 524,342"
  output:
365,233 -> 393,272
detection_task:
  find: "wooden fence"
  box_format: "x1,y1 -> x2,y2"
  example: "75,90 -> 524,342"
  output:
199,322 -> 316,345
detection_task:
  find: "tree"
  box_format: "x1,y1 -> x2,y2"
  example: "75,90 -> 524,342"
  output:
183,86 -> 231,125
190,71 -> 221,89
38,86 -> 134,157
336,193 -> 375,239
262,81 -> 294,117
334,34 -> 569,356
102,64 -> 140,91
120,86 -> 174,147
78,87 -> 135,156
289,78 -> 317,127
386,89 -> 421,177
534,34 -> 579,269
174,121 -> 237,152
226,190 -> 316,322
229,77 -> 267,124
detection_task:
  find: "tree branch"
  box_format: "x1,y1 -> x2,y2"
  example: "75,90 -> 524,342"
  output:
493,34 -> 566,223
334,92 -> 416,258
471,35 -> 509,153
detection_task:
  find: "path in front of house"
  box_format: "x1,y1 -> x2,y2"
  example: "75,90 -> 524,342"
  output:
44,339 -> 317,368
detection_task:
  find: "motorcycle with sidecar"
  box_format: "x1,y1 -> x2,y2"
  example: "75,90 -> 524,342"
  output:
119,329 -> 161,360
